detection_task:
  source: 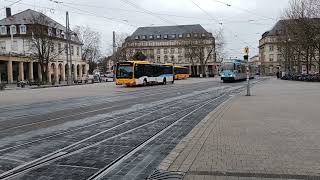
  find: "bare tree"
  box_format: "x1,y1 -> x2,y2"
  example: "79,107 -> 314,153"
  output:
280,0 -> 320,74
28,13 -> 65,83
113,33 -> 131,63
213,28 -> 225,63
73,25 -> 101,74
182,35 -> 215,77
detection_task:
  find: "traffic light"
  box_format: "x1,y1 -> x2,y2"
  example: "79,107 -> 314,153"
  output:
243,55 -> 249,61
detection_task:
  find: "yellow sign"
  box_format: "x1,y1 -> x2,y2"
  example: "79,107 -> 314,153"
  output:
244,47 -> 249,55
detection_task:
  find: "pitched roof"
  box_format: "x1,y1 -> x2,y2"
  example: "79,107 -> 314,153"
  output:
262,18 -> 320,38
128,24 -> 211,40
0,9 -> 65,30
0,9 -> 81,44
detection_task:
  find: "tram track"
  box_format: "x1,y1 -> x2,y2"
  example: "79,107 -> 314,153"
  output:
0,88 -> 232,180
0,81 -> 221,124
0,86 -> 230,154
0,79 -> 266,179
0,83 -> 228,135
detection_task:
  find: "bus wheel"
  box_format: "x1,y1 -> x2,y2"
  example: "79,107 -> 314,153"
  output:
143,79 -> 147,86
163,78 -> 167,85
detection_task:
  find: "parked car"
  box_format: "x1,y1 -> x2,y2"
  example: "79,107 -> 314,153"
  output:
74,75 -> 88,84
100,73 -> 114,82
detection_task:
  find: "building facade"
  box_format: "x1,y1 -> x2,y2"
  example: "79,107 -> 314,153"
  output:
122,24 -> 219,77
0,8 -> 88,84
259,19 -> 320,76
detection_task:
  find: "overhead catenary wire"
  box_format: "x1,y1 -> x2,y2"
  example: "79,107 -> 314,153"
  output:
189,0 -> 258,55
0,0 -> 23,11
210,0 -> 275,21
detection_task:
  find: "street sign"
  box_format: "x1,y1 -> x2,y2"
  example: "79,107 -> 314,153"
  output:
244,47 -> 249,55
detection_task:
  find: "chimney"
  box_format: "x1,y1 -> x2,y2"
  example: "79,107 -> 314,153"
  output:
6,7 -> 11,18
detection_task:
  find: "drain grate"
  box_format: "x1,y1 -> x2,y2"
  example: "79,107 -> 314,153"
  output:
146,169 -> 185,180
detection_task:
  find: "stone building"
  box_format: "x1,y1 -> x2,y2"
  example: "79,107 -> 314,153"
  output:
259,19 -> 320,76
122,24 -> 219,76
259,21 -> 283,76
0,8 -> 88,84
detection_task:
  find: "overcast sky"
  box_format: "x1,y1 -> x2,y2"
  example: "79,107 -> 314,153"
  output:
1,0 -> 290,58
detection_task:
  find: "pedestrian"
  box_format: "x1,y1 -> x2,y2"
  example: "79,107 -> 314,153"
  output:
276,71 -> 280,78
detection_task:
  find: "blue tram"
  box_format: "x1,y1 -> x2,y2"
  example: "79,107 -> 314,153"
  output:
219,59 -> 255,82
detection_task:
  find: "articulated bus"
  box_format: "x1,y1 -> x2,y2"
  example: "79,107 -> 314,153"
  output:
115,61 -> 174,86
174,66 -> 190,80
220,59 -> 255,82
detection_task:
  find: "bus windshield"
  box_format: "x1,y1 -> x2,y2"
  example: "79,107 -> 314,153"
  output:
222,63 -> 234,70
116,65 -> 133,79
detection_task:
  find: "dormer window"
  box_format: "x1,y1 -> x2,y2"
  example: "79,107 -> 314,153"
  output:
178,34 -> 183,38
149,35 -> 154,39
201,33 -> 206,37
142,35 -> 146,39
56,29 -> 60,37
164,34 -> 168,39
156,35 -> 161,39
48,27 -> 53,36
186,33 -> 191,37
19,25 -> 26,34
10,25 -> 16,35
171,34 -> 176,38
194,33 -> 198,37
135,36 -> 139,40
0,26 -> 7,35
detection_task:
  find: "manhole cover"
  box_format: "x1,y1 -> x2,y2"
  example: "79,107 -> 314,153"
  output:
146,169 -> 185,180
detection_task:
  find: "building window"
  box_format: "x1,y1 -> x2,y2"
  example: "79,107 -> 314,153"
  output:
157,55 -> 160,63
142,35 -> 146,39
178,34 -> 183,38
164,55 -> 168,62
0,26 -> 7,35
171,34 -> 176,38
186,33 -> 191,37
10,25 -> 17,35
170,55 -> 174,62
156,35 -> 161,39
194,33 -> 198,37
56,29 -> 60,37
48,27 -> 53,36
20,25 -> 26,34
170,48 -> 174,54
0,41 -> 5,51
178,48 -> 182,54
12,40 -> 18,51
178,56 -> 182,63
135,36 -> 139,40
201,33 -> 206,37
277,46 -> 281,52
143,42 -> 146,46
149,42 -> 153,46
64,44 -> 68,54
77,46 -> 80,56
164,34 -> 168,39
51,43 -> 55,52
269,54 -> 274,62
164,48 -> 168,54
71,45 -> 74,55
149,35 -> 154,39
269,45 -> 274,52
58,43 -> 62,52
157,49 -> 160,54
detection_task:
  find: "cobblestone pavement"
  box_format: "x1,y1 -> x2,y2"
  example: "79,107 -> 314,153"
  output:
0,79 -> 263,180
159,78 -> 320,180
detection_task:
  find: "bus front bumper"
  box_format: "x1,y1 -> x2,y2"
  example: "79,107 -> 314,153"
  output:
116,79 -> 136,86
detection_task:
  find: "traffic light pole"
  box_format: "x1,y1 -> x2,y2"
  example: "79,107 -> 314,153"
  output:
244,53 -> 250,96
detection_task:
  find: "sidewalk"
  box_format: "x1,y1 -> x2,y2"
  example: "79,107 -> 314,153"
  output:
159,79 -> 320,180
